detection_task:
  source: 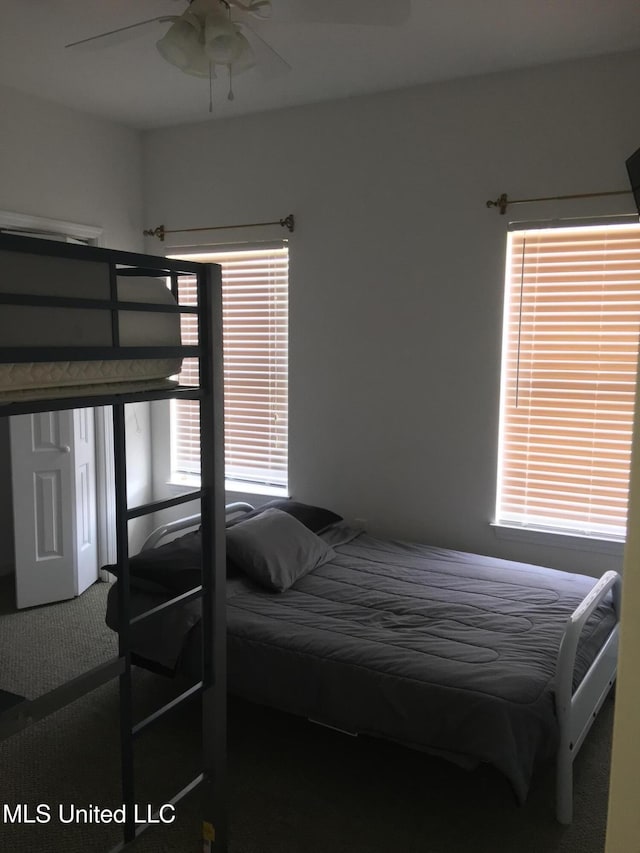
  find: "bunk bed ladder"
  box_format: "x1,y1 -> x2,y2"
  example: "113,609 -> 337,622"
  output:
108,260 -> 226,852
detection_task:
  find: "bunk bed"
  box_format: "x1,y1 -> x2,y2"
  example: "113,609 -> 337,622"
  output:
105,499 -> 621,826
0,233 -> 227,852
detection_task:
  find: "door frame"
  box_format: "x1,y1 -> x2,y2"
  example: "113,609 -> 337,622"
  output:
0,209 -> 104,245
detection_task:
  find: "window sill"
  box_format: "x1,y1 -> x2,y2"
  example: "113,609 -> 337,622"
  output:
225,480 -> 289,498
167,474 -> 289,500
491,522 -> 625,557
168,473 -> 200,491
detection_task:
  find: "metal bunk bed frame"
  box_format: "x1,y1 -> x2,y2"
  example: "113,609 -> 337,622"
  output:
0,233 -> 227,852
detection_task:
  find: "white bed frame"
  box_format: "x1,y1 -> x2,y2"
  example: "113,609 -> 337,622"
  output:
554,569 -> 620,824
141,508 -> 621,825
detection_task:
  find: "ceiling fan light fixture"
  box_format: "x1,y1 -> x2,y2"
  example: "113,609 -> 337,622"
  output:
152,0 -> 283,107
204,10 -> 244,65
156,16 -> 202,71
226,29 -> 256,74
181,50 -> 216,78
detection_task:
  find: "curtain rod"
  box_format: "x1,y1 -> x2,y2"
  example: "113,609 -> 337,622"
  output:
486,190 -> 630,215
143,214 -> 295,242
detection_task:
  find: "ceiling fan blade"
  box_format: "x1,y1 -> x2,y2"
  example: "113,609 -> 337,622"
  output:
237,22 -> 292,79
65,17 -> 175,51
248,0 -> 411,25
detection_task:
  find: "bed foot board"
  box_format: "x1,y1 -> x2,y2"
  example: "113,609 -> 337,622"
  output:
555,645 -> 617,825
554,570 -> 620,825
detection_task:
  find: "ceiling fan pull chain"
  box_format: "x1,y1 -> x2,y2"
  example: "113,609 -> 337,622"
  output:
228,65 -> 235,101
209,62 -> 214,112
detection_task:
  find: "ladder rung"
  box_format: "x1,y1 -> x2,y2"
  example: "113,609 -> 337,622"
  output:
106,773 -> 205,853
133,682 -> 203,737
127,490 -> 206,520
129,585 -> 202,627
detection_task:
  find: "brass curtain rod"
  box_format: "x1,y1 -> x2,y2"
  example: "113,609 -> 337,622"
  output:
143,214 -> 295,242
486,190 -> 631,215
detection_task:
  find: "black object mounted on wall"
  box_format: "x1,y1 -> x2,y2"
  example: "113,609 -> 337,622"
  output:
625,145 -> 640,216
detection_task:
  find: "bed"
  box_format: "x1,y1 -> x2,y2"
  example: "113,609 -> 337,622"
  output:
0,233 -> 228,850
104,498 -> 621,824
0,245 -> 183,401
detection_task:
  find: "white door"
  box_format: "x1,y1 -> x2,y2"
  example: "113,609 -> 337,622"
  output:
10,409 -> 98,609
72,408 -> 98,596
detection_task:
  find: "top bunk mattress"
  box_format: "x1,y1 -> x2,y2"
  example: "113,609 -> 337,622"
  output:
0,249 -> 182,400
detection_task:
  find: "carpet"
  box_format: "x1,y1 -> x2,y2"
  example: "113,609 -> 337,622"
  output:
0,578 -> 613,853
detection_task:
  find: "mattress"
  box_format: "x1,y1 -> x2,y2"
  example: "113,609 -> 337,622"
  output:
0,249 -> 182,396
105,523 -> 617,804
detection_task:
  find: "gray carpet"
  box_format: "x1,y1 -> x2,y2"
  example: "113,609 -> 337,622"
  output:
0,577 -> 613,852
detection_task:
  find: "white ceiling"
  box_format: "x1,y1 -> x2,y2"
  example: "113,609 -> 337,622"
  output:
1,0 -> 639,130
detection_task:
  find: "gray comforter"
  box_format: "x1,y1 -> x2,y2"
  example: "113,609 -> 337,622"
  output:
106,524 -> 617,803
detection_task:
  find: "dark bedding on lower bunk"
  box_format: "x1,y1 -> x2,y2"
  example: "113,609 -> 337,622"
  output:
105,518 -> 616,805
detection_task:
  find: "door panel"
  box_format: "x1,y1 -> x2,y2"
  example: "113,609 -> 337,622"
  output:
34,469 -> 64,559
11,411 -> 76,608
10,409 -> 98,609
73,408 -> 98,596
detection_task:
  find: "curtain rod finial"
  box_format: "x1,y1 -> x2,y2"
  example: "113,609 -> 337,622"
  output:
143,225 -> 166,241
280,214 -> 295,232
486,194 -> 509,215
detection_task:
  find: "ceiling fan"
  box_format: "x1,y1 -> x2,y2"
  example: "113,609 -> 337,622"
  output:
65,0 -> 411,107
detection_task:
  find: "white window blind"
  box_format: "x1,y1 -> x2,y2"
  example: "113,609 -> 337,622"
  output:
170,246 -> 288,490
496,221 -> 640,540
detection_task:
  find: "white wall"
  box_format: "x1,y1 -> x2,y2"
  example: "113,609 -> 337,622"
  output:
605,357 -> 640,851
0,85 -> 142,250
0,83 -> 149,572
143,49 -> 640,577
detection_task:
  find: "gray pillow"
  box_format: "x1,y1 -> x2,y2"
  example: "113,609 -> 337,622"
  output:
226,507 -> 336,592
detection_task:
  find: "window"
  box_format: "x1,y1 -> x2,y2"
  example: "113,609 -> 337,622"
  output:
170,245 -> 288,494
495,221 -> 640,540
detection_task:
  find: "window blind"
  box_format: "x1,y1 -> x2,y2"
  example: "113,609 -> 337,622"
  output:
171,246 -> 288,489
496,222 -> 640,539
